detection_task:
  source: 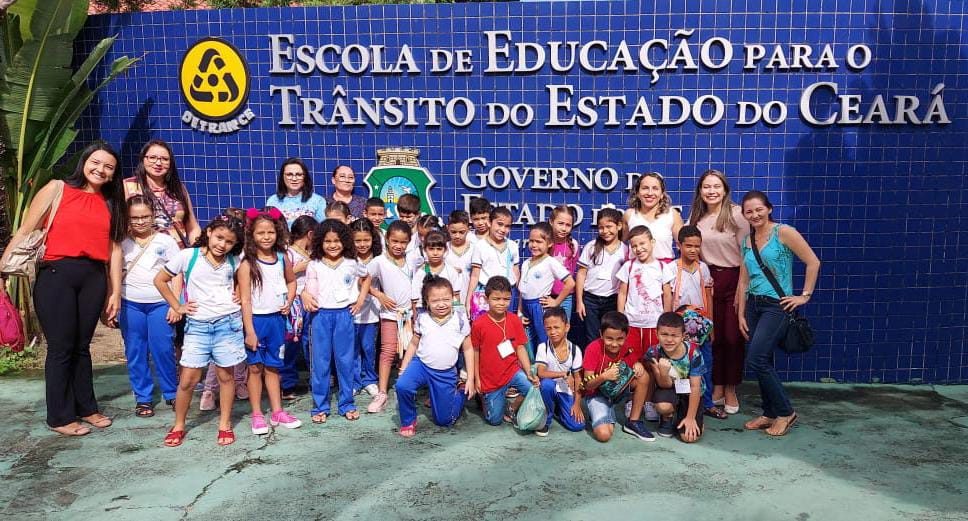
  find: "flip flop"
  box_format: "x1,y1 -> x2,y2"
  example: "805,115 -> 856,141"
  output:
164,429 -> 186,447
216,429 -> 236,446
50,423 -> 91,437
311,413 -> 328,424
744,416 -> 775,430
343,410 -> 360,421
703,406 -> 728,420
81,414 -> 113,429
766,412 -> 798,437
399,421 -> 416,438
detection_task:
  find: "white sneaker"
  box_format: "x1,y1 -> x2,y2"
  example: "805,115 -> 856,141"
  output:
364,384 -> 379,396
644,401 -> 660,422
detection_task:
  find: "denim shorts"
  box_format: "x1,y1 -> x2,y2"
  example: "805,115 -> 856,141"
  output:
585,392 -> 629,428
180,312 -> 247,368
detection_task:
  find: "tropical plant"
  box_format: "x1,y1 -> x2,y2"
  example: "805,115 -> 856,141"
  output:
0,0 -> 139,338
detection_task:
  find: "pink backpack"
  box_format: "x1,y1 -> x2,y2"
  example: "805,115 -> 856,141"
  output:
0,290 -> 25,352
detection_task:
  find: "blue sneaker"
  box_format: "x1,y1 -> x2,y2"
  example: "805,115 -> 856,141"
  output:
657,417 -> 675,438
622,419 -> 656,442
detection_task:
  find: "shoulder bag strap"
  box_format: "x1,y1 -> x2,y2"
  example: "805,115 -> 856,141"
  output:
122,235 -> 156,282
750,227 -> 786,299
184,247 -> 201,291
39,180 -> 65,239
672,259 -> 683,309
151,188 -> 190,247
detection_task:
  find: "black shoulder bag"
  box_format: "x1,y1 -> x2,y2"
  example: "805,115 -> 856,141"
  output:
750,230 -> 815,354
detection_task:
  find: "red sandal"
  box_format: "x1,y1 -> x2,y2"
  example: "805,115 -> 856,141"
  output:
164,429 -> 186,447
216,429 -> 236,446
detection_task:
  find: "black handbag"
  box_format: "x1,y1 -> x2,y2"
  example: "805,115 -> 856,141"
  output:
750,230 -> 815,354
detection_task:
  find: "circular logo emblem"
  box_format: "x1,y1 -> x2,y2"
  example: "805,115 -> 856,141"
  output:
180,38 -> 249,121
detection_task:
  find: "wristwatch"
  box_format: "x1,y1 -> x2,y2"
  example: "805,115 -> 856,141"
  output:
802,292 -> 812,298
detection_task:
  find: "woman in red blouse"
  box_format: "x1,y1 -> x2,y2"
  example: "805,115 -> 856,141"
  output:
1,143 -> 127,436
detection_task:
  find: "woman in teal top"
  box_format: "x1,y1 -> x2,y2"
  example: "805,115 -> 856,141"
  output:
265,158 -> 327,227
736,191 -> 820,437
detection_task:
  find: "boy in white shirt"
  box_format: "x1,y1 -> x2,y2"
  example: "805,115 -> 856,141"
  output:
534,307 -> 585,436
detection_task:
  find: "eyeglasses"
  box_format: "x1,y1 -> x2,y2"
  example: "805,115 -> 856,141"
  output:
284,173 -> 304,178
145,155 -> 170,164
335,174 -> 354,181
129,216 -> 154,222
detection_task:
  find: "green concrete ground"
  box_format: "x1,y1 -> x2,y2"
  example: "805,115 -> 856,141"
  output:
1,367 -> 966,521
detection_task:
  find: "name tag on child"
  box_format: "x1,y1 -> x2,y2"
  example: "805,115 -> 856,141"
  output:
674,378 -> 691,394
497,339 -> 515,358
555,377 -> 571,394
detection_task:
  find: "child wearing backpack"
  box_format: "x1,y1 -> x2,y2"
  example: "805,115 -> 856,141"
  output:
155,215 -> 246,447
644,312 -> 706,442
534,307 -> 584,436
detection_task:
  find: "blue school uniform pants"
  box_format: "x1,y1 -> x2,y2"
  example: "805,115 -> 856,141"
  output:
118,299 -> 177,404
280,309 -> 309,390
395,358 -> 466,427
699,339 -> 715,409
521,298 -> 547,359
354,321 -> 379,389
581,293 -> 618,348
538,378 -> 585,431
309,307 -> 357,416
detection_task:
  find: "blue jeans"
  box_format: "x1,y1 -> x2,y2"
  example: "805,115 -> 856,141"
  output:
482,369 -> 534,426
118,300 -> 177,403
699,339 -> 715,409
521,298 -> 547,359
582,292 -> 617,346
745,296 -> 794,418
354,321 -> 379,389
538,378 -> 584,431
559,294 -> 574,322
395,358 -> 465,427
309,308 -> 357,416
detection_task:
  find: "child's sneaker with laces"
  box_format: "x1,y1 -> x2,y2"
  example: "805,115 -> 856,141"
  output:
270,410 -> 303,429
535,425 -> 550,437
250,413 -> 269,435
199,390 -> 217,411
367,392 -> 388,413
623,419 -> 656,441
657,417 -> 675,438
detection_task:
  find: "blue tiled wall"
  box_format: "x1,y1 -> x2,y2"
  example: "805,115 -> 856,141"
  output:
77,0 -> 967,383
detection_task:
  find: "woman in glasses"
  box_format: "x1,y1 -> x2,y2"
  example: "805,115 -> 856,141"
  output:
326,165 -> 367,219
266,157 -> 327,227
123,140 -> 200,249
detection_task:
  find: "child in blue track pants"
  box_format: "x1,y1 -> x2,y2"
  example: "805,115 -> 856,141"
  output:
518,222 -> 575,358
351,219 -> 381,396
534,307 -> 585,435
301,219 -> 371,424
395,276 -> 478,437
119,196 -> 182,417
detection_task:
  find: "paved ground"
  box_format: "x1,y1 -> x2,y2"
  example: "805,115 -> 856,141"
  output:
1,366 -> 966,521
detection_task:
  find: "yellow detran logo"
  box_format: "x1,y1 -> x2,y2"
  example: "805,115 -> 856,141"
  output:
179,38 -> 254,134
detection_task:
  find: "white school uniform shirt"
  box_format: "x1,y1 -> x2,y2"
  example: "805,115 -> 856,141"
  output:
627,210 -> 676,260
535,340 -> 583,395
616,258 -> 673,328
367,254 -> 416,321
413,310 -> 470,370
518,256 -> 571,300
664,260 -> 713,310
577,241 -> 629,297
305,258 -> 366,309
470,238 -> 519,286
164,248 -> 240,321
444,242 -> 473,295
354,257 -> 381,324
287,246 -> 311,295
121,233 -> 180,304
411,263 -> 464,304
250,254 -> 288,315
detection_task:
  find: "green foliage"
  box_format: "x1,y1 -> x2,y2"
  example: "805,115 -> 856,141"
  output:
0,0 -> 139,338
0,341 -> 38,376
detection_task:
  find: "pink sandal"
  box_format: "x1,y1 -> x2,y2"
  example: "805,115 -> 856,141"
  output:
399,421 -> 416,438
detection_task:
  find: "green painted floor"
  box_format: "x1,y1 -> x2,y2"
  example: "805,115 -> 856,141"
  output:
1,366 -> 966,521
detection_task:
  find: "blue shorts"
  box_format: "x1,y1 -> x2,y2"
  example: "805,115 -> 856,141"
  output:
246,313 -> 287,369
180,312 -> 247,369
584,391 -> 629,428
